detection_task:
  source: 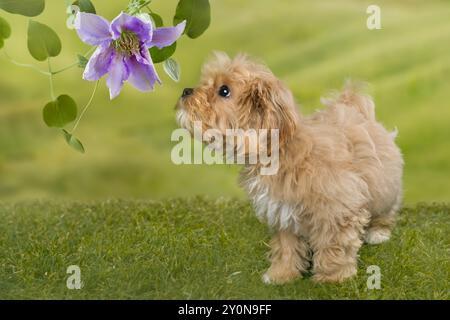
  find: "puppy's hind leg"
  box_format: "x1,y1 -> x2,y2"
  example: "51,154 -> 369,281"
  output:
262,230 -> 310,284
364,192 -> 402,244
365,192 -> 401,245
364,213 -> 395,245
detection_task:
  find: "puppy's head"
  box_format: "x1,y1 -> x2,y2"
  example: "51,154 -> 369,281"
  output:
176,52 -> 299,144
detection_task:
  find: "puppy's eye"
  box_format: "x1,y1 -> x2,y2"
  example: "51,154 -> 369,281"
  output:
218,85 -> 231,98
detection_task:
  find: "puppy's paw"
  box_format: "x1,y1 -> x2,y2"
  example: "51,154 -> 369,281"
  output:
312,265 -> 357,283
261,273 -> 273,284
365,228 -> 391,245
262,266 -> 300,285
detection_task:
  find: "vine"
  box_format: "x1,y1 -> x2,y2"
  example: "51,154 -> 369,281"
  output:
0,0 -> 211,152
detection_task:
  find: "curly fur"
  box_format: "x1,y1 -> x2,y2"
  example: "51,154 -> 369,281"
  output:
176,52 -> 404,284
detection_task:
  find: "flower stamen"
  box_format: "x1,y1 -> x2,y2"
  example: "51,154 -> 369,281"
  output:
112,31 -> 140,56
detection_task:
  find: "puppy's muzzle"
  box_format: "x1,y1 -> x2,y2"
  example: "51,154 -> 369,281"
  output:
176,88 -> 193,111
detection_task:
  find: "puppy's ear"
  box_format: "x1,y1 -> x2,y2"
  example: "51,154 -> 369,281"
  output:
240,75 -> 299,142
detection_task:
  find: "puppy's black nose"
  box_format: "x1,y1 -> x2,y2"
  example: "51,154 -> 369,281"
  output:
182,88 -> 194,98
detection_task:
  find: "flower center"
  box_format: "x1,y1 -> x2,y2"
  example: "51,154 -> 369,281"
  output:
112,31 -> 140,56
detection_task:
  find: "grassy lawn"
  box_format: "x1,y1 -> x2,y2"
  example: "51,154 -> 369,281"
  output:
0,200 -> 448,299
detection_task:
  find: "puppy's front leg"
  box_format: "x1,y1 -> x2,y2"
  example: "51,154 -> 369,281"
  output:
262,230 -> 309,284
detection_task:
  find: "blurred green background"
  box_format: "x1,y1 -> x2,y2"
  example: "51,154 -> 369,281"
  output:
0,0 -> 449,203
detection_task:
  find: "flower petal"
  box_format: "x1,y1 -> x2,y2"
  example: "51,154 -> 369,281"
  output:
83,46 -> 114,81
75,12 -> 112,46
148,21 -> 186,49
106,53 -> 130,99
126,51 -> 161,92
110,11 -> 152,43
135,46 -> 158,68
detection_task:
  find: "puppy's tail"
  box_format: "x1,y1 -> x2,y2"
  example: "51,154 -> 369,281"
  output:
320,80 -> 376,121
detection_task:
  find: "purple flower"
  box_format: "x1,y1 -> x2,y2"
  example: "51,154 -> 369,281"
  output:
75,12 -> 186,99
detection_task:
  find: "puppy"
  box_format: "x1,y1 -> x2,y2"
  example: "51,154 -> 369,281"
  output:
176,52 -> 403,284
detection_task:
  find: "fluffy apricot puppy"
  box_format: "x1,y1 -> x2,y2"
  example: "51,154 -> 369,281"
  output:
175,52 -> 403,284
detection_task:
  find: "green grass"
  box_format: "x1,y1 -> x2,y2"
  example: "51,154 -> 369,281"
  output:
0,0 -> 449,202
0,200 -> 448,299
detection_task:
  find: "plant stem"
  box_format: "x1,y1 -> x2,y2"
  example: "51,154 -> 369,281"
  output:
71,80 -> 99,134
3,48 -> 95,77
52,61 -> 79,75
3,51 -> 50,76
52,47 -> 96,75
47,59 -> 56,100
130,0 -> 152,15
139,1 -> 153,11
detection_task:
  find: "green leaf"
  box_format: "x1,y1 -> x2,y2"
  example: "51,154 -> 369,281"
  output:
150,42 -> 177,64
43,95 -> 77,128
174,0 -> 211,39
27,20 -> 62,61
0,37 -> 3,49
62,129 -> 85,153
0,0 -> 45,17
0,16 -> 11,39
163,58 -> 181,82
72,0 -> 95,14
150,13 -> 163,28
77,54 -> 89,68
